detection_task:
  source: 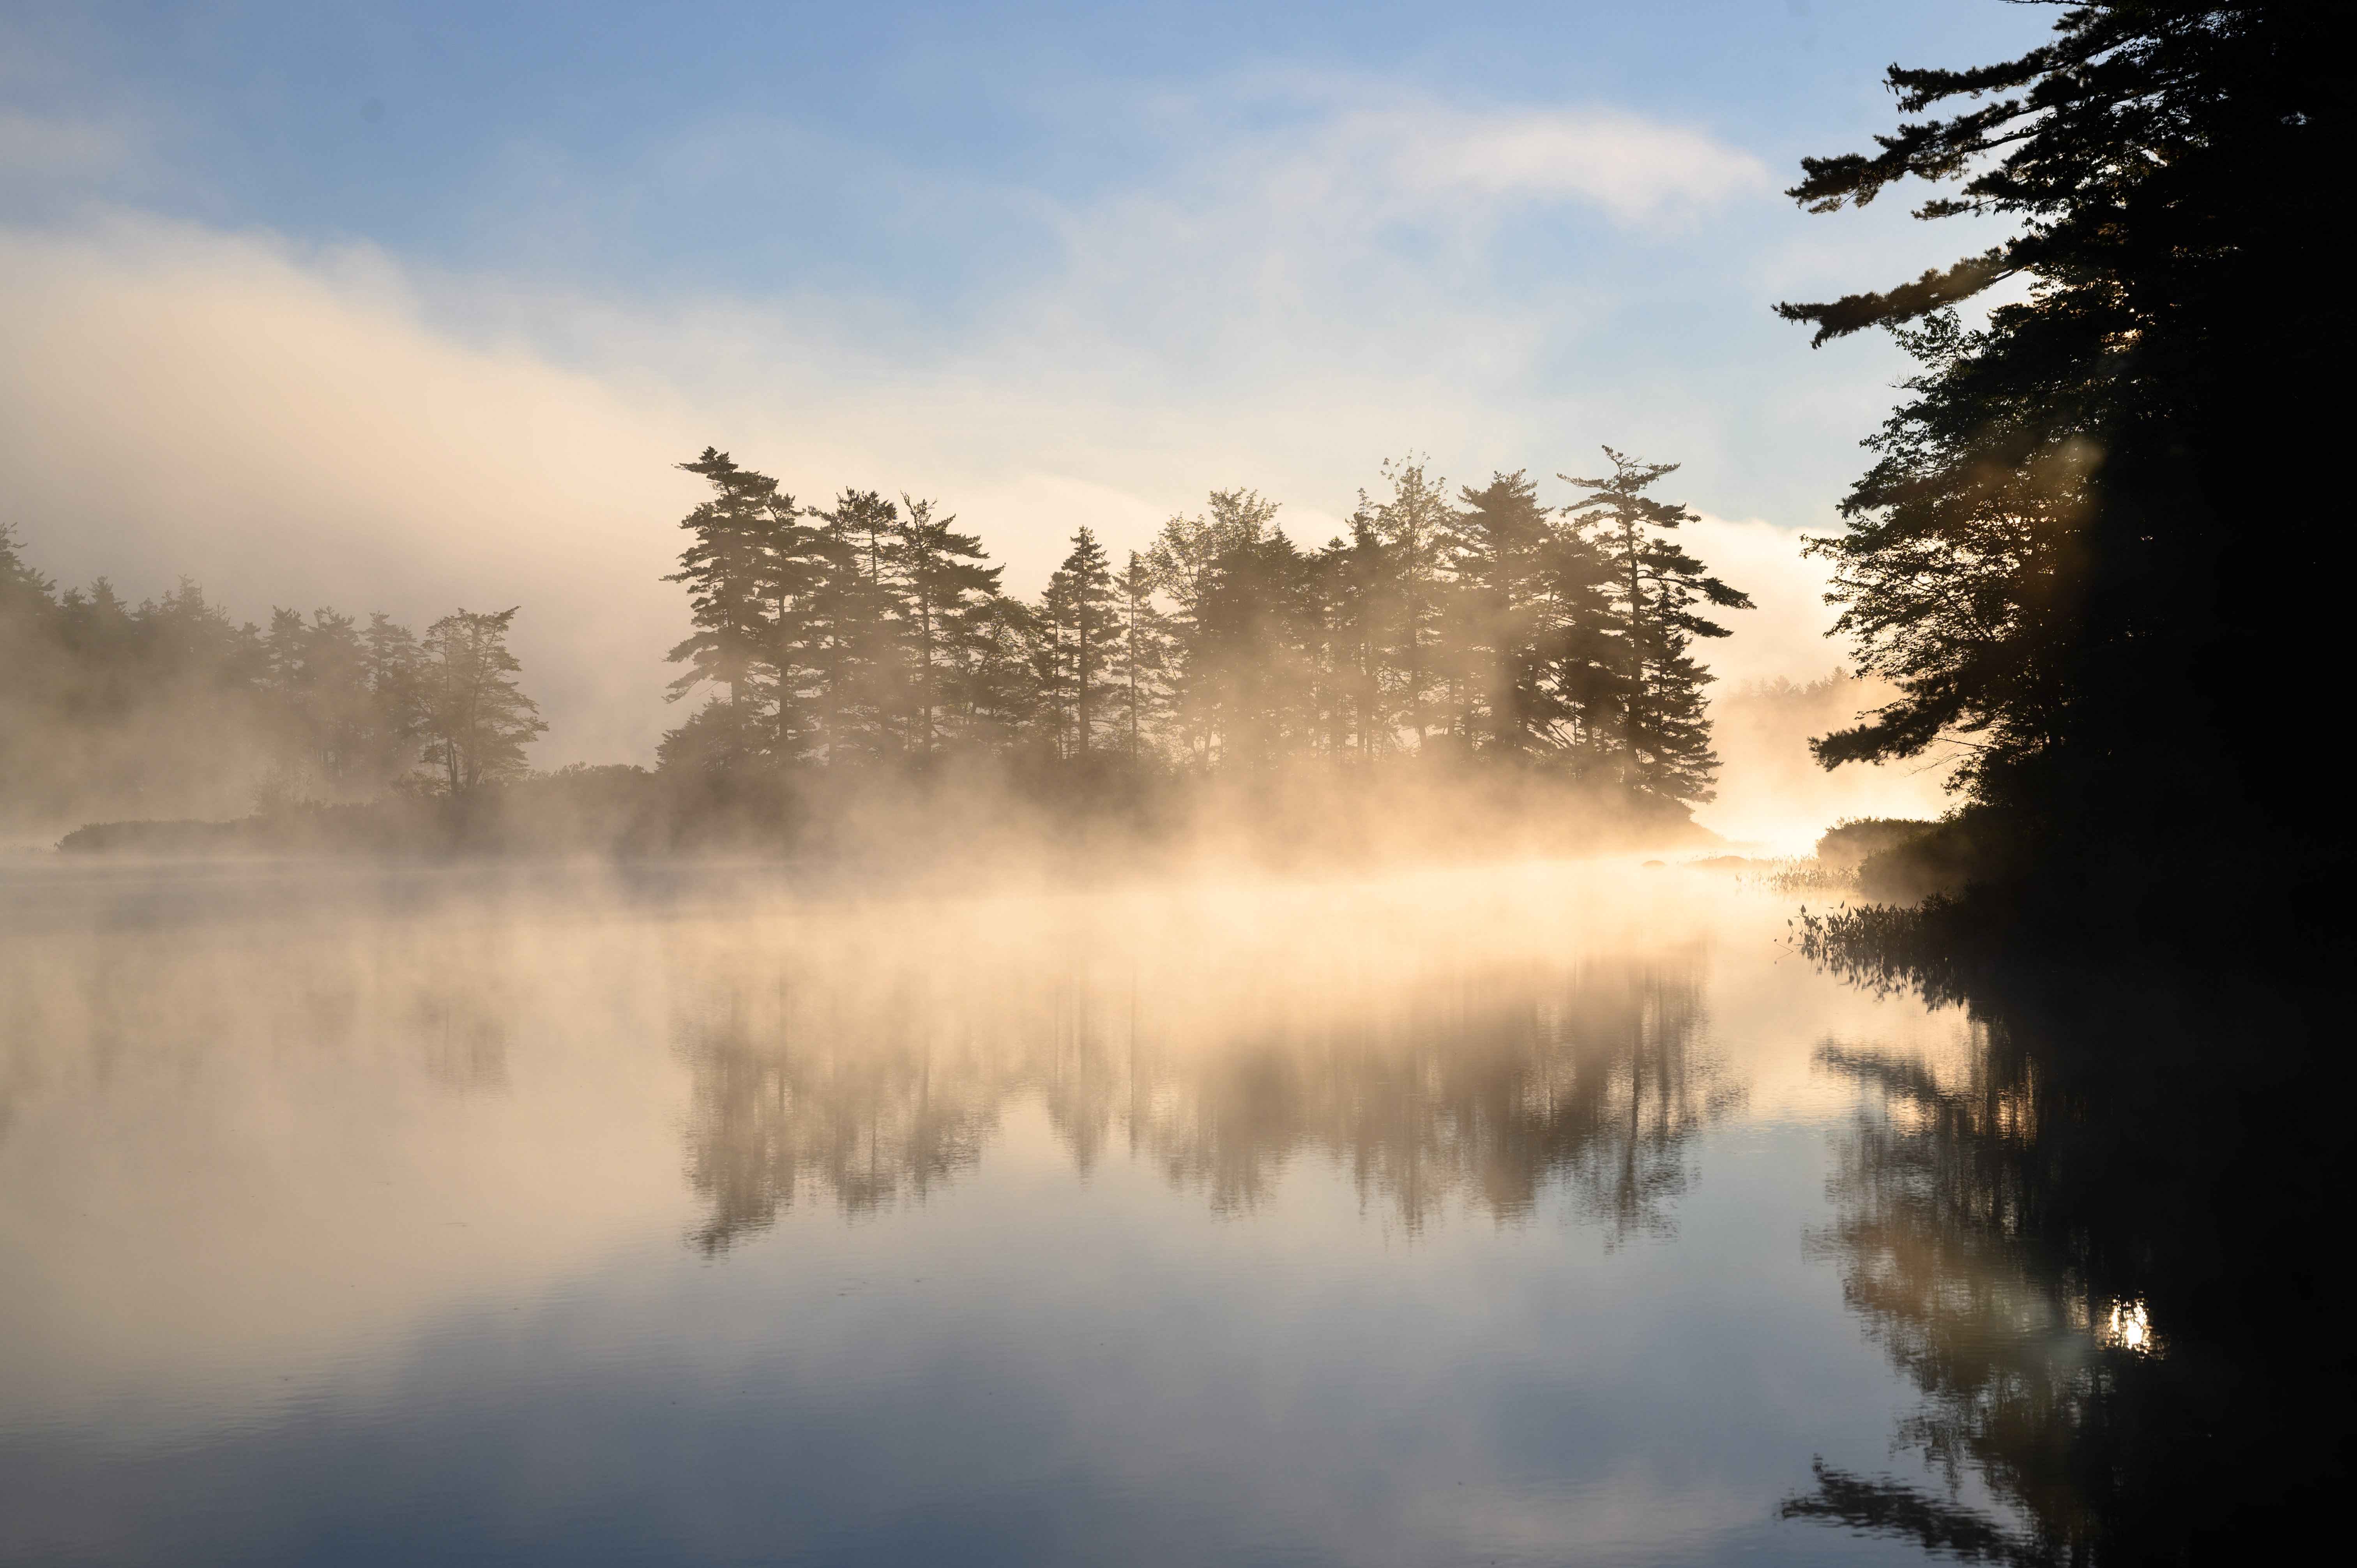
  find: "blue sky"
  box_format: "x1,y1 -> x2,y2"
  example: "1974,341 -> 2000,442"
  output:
10,3 -> 2043,274
0,0 -> 2051,782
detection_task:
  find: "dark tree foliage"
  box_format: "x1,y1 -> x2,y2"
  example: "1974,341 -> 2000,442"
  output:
1779,2 -> 2334,909
1107,551 -> 1175,763
0,523 -> 539,826
1444,472 -> 1565,757
419,607 -> 547,795
1562,451 -> 1753,803
0,427 -> 1751,834
892,496 -> 1003,756
661,448 -> 806,772
1183,533 -> 1321,770
648,448 -> 1748,805
808,489 -> 906,765
1041,527 -> 1118,758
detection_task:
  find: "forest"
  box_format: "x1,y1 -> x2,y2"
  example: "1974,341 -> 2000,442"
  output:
0,447 -> 1751,856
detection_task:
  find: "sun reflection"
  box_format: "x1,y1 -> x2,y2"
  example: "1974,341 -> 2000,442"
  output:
2101,1298 -> 2157,1356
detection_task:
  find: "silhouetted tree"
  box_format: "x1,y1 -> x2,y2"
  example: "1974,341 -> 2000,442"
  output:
662,449 -> 804,772
1562,450 -> 1751,800
1313,516 -> 1390,758
419,607 -> 546,794
1041,527 -> 1117,757
359,612 -> 428,784
808,489 -> 906,764
891,495 -> 1002,756
1360,456 -> 1450,747
633,448 -> 1749,812
1776,0 -> 2330,914
1143,489 -> 1283,763
1107,550 -> 1173,763
1182,534 -> 1320,768
1446,471 -> 1566,756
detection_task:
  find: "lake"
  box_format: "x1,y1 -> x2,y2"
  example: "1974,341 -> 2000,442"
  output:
0,858 -> 2270,1564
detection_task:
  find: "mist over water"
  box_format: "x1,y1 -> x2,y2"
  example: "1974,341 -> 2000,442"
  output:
1,2 -> 2329,1560
1,856 -> 2150,1566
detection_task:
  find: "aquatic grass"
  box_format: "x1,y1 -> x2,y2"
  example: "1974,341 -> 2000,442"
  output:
1741,857 -> 1857,896
1788,895 -> 1970,1005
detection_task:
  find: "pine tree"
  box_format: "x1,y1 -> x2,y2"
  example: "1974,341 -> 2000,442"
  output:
1045,528 -> 1117,757
1776,1 -> 2330,911
1562,449 -> 1751,800
663,449 -> 802,772
1361,457 -> 1451,749
1313,516 -> 1389,759
1182,534 -> 1318,769
419,607 -> 547,794
1107,550 -> 1175,764
360,612 -> 427,787
1446,471 -> 1562,756
891,496 -> 1002,756
0,524 -> 68,821
1529,510 -> 1626,771
1143,489 -> 1282,764
959,595 -> 1046,752
808,489 -> 906,765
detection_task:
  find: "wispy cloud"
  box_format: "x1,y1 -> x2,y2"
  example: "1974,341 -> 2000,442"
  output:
1303,101 -> 1773,224
0,109 -> 147,194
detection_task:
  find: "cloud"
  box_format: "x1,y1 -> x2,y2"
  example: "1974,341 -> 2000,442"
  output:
1018,92 -> 1770,381
0,109 -> 145,194
1357,104 -> 1773,223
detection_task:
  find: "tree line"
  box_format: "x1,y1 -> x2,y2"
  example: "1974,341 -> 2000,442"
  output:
0,524 -> 544,825
659,447 -> 1751,802
2,439 -> 1751,834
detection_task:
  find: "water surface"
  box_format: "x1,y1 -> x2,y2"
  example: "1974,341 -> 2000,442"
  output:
0,860 -> 2191,1564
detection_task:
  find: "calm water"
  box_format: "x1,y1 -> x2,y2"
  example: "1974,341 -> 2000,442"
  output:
0,860 -> 2265,1565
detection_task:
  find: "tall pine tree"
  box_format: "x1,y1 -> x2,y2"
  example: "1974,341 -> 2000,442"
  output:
662,449 -> 802,773
1562,450 -> 1751,801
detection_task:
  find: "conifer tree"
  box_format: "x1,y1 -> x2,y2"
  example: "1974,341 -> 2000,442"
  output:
1108,551 -> 1175,763
263,607 -> 377,795
891,496 -> 1002,756
1143,489 -> 1282,764
1045,528 -> 1117,757
663,449 -> 802,772
1361,457 -> 1451,748
1447,472 -> 1562,756
360,612 -> 427,786
1313,517 -> 1389,759
419,607 -> 546,794
1182,534 -> 1318,769
958,595 -> 1046,752
808,489 -> 906,764
1529,512 -> 1626,770
1776,2 -> 2329,913
0,524 -> 68,819
1562,450 -> 1751,800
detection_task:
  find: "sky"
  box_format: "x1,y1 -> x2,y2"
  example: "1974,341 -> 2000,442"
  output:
0,0 -> 2052,788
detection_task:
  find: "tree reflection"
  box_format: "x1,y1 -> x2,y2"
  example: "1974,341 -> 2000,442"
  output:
1788,946 -> 2322,1566
676,939 -> 1742,1252
679,980 -> 1005,1252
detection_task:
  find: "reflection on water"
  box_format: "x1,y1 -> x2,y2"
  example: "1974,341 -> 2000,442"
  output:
678,915 -> 1740,1252
0,860 -> 2304,1564
1779,956 -> 2323,1567
1790,1040 -> 2118,1564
